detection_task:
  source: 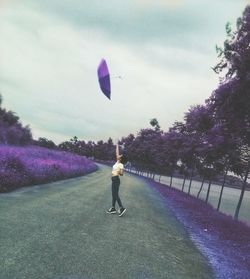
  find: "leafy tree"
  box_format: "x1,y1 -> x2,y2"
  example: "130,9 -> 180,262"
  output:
85,141 -> 95,158
181,105 -> 214,195
209,5 -> 250,219
35,137 -> 57,149
0,94 -> 32,145
150,118 -> 161,131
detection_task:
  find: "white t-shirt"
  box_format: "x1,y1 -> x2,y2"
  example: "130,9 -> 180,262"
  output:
112,161 -> 124,176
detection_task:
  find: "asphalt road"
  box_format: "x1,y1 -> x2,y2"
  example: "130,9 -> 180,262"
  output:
0,164 -> 214,279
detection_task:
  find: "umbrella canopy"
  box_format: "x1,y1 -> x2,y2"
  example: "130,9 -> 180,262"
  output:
97,59 -> 111,100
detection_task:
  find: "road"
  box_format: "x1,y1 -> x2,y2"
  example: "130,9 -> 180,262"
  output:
0,164 -> 214,279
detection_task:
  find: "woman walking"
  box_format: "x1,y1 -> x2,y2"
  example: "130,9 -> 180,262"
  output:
106,144 -> 126,217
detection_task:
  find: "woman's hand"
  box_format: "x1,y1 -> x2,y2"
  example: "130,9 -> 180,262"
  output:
114,138 -> 119,145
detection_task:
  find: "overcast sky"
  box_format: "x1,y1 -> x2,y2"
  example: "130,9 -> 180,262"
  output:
0,0 -> 249,143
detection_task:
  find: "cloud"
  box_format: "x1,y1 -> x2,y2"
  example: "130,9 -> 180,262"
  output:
12,0 -> 218,50
135,0 -> 184,10
22,0 -> 248,50
0,0 -> 248,143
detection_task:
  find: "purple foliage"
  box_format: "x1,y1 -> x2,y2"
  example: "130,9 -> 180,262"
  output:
0,97 -> 32,145
210,5 -> 250,146
0,145 -> 97,192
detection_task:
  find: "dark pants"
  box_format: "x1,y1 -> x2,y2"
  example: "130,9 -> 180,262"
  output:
111,176 -> 123,208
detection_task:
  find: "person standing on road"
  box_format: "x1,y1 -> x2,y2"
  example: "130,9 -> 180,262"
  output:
106,143 -> 126,217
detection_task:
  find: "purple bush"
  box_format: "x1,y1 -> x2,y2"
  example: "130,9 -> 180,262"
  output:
0,145 -> 98,192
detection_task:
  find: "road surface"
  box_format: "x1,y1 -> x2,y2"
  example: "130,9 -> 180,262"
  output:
0,164 -> 214,279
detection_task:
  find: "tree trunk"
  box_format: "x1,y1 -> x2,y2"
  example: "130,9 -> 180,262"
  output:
188,177 -> 193,195
217,169 -> 228,211
159,175 -> 161,182
188,168 -> 194,195
170,175 -> 173,187
234,162 -> 250,220
197,176 -> 205,198
205,178 -> 212,203
182,176 -> 186,192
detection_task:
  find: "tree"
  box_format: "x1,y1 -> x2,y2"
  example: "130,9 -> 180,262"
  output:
0,94 -> 32,145
209,5 -> 250,219
181,105 -> 214,195
150,118 -> 161,131
36,137 -> 57,149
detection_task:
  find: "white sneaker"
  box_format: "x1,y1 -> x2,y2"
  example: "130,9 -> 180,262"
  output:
118,208 -> 126,217
106,207 -> 117,214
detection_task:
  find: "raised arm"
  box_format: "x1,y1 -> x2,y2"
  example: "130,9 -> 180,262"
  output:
116,144 -> 120,160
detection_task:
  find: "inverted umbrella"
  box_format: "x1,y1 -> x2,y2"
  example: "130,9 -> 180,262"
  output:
97,59 -> 111,100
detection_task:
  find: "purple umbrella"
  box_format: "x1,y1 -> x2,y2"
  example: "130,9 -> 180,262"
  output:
97,59 -> 111,100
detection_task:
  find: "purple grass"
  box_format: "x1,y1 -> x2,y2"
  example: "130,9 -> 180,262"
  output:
146,178 -> 250,278
0,145 -> 98,192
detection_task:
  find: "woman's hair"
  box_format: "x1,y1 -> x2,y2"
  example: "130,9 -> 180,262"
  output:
119,153 -> 128,165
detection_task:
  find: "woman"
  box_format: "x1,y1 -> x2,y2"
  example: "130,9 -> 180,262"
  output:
106,144 -> 126,217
